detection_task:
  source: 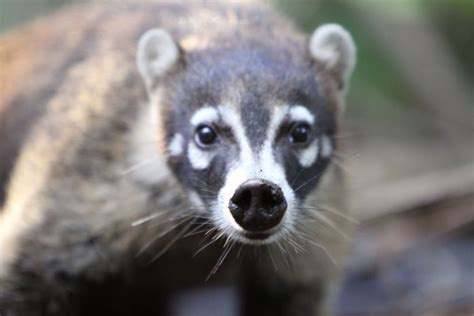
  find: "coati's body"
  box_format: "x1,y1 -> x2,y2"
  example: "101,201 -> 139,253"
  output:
0,2 -> 355,315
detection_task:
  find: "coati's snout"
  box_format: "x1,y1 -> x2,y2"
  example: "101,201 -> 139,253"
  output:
229,179 -> 287,234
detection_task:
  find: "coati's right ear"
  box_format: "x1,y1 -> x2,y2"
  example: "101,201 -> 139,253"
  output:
137,28 -> 182,90
309,24 -> 356,93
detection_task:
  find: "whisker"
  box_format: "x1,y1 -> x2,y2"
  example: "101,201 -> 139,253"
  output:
213,230 -> 226,241
131,201 -> 197,227
332,150 -> 360,159
331,156 -> 354,177
206,240 -> 235,281
275,243 -> 288,268
193,231 -> 220,257
144,210 -> 200,229
182,221 -> 210,238
183,228 -> 212,238
191,177 -> 218,188
204,227 -> 218,236
276,241 -> 289,257
267,246 -> 278,271
297,234 -> 338,267
300,206 -> 358,224
169,212 -> 207,222
189,178 -> 219,195
301,210 -> 350,240
286,235 -> 306,254
148,217 -> 198,263
290,167 -> 305,186
293,171 -> 325,193
136,216 -> 192,257
236,243 -> 245,260
121,158 -> 156,176
136,235 -> 161,258
223,234 -> 233,248
280,242 -> 295,270
131,212 -> 164,227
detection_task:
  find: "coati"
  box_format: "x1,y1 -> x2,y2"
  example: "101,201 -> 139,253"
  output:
0,1 -> 356,315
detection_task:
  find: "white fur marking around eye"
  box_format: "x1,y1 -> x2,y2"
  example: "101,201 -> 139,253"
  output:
321,135 -> 333,158
298,139 -> 319,167
190,107 -> 219,126
289,105 -> 315,124
187,142 -> 215,170
168,134 -> 184,156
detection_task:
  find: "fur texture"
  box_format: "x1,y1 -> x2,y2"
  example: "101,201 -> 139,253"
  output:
0,2 -> 355,315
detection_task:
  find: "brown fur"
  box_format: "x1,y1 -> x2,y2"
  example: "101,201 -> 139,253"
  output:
0,2 -> 352,315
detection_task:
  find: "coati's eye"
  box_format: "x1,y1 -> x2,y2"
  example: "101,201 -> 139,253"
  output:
195,125 -> 217,147
290,123 -> 311,145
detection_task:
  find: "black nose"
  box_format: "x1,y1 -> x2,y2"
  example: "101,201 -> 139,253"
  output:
229,179 -> 287,232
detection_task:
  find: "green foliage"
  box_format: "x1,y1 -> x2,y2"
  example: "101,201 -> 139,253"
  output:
275,0 -> 414,115
0,0 -> 73,32
431,0 -> 474,82
275,0 -> 473,118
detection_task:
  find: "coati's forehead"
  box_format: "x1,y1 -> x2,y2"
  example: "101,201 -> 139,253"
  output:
157,46 -> 337,168
184,46 -> 320,101
171,45 -> 331,131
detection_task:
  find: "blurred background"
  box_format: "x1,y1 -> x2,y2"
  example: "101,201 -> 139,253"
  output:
1,0 -> 473,315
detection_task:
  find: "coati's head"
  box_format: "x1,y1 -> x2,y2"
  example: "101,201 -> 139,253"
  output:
136,24 -> 355,245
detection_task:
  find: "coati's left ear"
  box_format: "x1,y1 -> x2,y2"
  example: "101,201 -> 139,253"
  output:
309,24 -> 356,92
137,28 -> 182,90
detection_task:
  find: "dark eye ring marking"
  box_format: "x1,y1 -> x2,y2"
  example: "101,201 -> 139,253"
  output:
195,124 -> 218,148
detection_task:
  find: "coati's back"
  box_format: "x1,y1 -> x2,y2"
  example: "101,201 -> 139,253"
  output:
0,2 -> 356,315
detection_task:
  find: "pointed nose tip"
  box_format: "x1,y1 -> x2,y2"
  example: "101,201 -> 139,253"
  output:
229,179 -> 287,232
